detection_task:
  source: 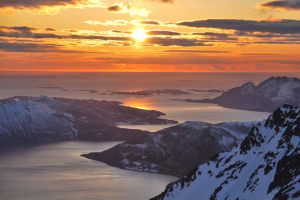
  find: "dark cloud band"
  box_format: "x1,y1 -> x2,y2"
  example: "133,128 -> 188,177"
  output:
0,0 -> 90,8
0,41 -> 60,52
261,0 -> 300,10
147,30 -> 181,36
0,26 -> 209,47
178,19 -> 300,34
107,4 -> 123,12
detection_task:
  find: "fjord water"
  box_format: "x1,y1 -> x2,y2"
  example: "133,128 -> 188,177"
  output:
0,72 -> 299,199
0,142 -> 176,200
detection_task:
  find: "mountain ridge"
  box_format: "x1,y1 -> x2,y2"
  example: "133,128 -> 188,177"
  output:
151,104 -> 300,200
82,120 -> 255,176
182,76 -> 300,112
0,96 -> 177,143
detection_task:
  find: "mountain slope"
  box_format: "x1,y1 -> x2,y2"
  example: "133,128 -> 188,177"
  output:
0,96 -> 177,143
184,76 -> 300,112
152,105 -> 300,200
0,97 -> 77,143
82,121 -> 254,176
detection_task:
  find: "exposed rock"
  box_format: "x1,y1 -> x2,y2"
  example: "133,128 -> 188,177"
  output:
152,105 -> 300,200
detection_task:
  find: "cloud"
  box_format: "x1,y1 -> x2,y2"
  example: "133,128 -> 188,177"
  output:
192,32 -> 236,41
178,19 -> 300,34
0,40 -> 101,52
0,26 -> 130,41
132,20 -> 162,26
110,30 -> 131,34
0,26 -> 61,38
95,54 -> 249,65
98,54 -> 300,67
107,4 -> 122,12
147,30 -> 181,36
106,2 -> 151,17
147,37 -> 209,46
0,26 -> 35,32
196,32 -> 230,38
0,0 -> 103,9
163,50 -> 230,54
240,53 -> 282,56
2,24 -> 300,48
0,26 -> 210,47
85,20 -> 128,26
85,19 -> 166,27
151,0 -> 174,3
260,0 -> 300,10
45,28 -> 56,31
0,41 -> 61,52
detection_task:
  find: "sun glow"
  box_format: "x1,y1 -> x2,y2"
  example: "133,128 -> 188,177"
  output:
132,28 -> 148,42
123,98 -> 155,110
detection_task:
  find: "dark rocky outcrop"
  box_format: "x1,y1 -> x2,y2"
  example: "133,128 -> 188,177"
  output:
152,105 -> 300,200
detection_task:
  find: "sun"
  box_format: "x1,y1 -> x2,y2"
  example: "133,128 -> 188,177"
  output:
132,28 -> 148,42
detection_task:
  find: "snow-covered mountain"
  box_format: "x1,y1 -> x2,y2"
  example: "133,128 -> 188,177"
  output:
82,121 -> 254,176
0,97 -> 77,143
184,77 -> 300,112
152,105 -> 300,200
0,96 -> 176,143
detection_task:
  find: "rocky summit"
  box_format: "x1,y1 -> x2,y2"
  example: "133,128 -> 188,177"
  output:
152,105 -> 300,200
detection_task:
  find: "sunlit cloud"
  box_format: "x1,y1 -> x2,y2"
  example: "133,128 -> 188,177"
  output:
106,2 -> 151,17
0,26 -> 210,47
0,26 -> 131,47
0,0 -> 105,13
1,0 -> 300,73
2,25 -> 300,48
84,19 -> 175,28
85,20 -> 128,26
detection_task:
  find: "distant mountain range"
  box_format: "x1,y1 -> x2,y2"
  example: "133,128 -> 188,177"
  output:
0,96 -> 177,143
183,77 -> 300,112
82,121 -> 254,176
152,105 -> 300,200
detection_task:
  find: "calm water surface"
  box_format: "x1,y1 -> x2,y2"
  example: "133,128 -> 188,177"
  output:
0,141 -> 176,200
0,72 -> 294,199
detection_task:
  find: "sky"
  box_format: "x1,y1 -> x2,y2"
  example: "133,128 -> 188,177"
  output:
0,0 -> 300,72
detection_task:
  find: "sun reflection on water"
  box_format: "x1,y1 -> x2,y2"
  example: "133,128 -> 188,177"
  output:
122,97 -> 156,110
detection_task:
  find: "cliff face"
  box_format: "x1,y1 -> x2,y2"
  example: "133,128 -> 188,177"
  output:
152,105 -> 300,200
